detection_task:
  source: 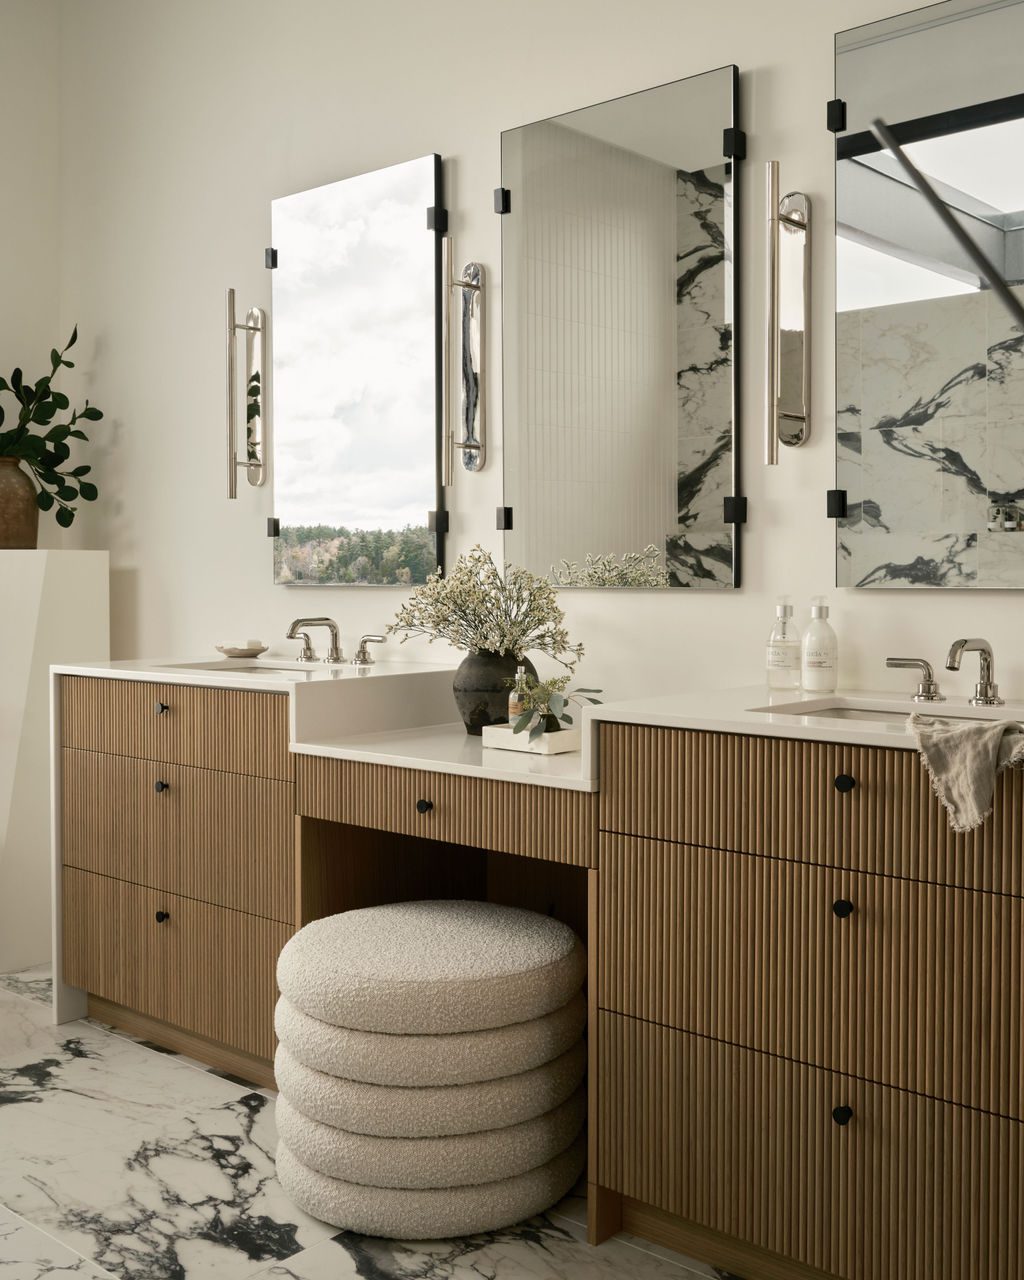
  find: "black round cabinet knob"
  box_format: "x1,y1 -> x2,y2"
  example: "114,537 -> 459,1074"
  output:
154,700 -> 169,715
832,898 -> 855,919
155,910 -> 170,924
832,1105 -> 854,1127
415,798 -> 433,814
153,780 -> 170,793
834,773 -> 856,793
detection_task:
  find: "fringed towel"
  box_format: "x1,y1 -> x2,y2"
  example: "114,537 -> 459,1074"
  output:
909,712 -> 1024,833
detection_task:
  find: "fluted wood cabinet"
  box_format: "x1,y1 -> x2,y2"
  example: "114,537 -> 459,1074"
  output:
595,722 -> 1024,1280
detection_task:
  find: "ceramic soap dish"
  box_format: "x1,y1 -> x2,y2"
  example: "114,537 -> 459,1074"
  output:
216,641 -> 269,659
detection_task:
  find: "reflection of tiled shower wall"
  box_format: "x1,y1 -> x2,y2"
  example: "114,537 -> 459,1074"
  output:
503,121 -> 677,575
837,288 -> 1024,588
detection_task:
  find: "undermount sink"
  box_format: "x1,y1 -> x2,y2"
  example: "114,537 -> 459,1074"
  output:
747,697 -> 1004,725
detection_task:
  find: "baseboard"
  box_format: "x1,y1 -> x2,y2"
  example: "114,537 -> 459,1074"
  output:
621,1198 -> 837,1280
87,996 -> 276,1090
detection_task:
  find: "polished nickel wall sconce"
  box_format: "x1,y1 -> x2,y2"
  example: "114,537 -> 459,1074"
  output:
765,161 -> 811,465
441,237 -> 485,479
225,287 -> 268,498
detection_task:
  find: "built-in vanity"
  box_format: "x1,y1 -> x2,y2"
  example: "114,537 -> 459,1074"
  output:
49,664 -> 1024,1280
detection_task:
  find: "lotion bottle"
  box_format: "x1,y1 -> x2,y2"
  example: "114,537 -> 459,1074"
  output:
801,597 -> 838,693
508,665 -> 528,721
766,598 -> 801,689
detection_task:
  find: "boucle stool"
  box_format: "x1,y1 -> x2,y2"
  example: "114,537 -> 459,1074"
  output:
276,899 -> 586,1033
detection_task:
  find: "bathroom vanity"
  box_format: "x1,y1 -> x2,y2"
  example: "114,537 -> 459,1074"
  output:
51,666 -> 1023,1280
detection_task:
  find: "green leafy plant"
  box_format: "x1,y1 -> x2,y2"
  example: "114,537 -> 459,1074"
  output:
510,673 -> 602,743
0,327 -> 103,528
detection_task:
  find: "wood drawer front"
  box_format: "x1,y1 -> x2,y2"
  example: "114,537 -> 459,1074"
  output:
599,834 -> 1024,1117
63,868 -> 289,1060
600,722 -> 1024,894
60,676 -> 292,780
296,755 -> 597,867
61,749 -> 295,923
597,1013 -> 1023,1280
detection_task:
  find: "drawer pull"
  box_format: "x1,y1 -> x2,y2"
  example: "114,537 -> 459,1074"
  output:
832,898 -> 855,919
831,1104 -> 854,1126
834,773 -> 856,793
154,910 -> 170,924
153,780 -> 170,793
154,700 -> 169,715
415,798 -> 434,815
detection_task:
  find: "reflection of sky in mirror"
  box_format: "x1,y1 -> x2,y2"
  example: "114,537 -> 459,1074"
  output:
272,157 -> 435,528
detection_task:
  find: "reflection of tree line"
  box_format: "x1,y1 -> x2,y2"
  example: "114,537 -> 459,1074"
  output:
274,524 -> 436,585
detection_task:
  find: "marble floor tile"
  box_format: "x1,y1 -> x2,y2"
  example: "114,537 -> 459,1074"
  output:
0,1203 -> 114,1278
0,965 -> 53,1007
0,1092 -> 335,1280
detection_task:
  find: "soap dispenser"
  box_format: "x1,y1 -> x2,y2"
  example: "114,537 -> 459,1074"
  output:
766,597 -> 801,689
801,597 -> 838,693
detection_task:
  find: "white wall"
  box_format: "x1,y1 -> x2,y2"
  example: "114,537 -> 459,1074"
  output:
38,0 -> 1024,702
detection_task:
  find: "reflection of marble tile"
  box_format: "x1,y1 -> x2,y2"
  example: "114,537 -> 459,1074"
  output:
986,284 -> 1024,423
846,530 -> 977,588
986,423 -> 1024,507
0,1094 -> 335,1280
678,429 -> 731,528
0,1204 -> 112,1278
677,323 -> 731,441
940,418 -> 989,532
666,531 -> 733,588
978,530 -> 1024,587
0,964 -> 53,1006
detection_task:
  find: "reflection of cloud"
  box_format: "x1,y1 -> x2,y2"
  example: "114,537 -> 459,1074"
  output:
272,156 -> 437,528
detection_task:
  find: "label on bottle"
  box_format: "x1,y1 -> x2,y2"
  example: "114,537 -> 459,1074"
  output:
803,647 -> 835,670
767,644 -> 800,671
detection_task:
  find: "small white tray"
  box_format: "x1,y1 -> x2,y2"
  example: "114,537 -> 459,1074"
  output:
481,723 -> 582,755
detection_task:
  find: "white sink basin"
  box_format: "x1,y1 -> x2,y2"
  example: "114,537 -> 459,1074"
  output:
747,696 -> 1007,725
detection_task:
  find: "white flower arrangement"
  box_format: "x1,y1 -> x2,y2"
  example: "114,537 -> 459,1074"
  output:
550,544 -> 670,588
389,545 -> 584,671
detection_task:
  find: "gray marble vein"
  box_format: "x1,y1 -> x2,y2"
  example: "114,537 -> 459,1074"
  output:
0,966 -> 53,1006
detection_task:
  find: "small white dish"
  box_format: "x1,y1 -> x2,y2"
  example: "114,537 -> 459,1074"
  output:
481,723 -> 582,755
216,641 -> 269,659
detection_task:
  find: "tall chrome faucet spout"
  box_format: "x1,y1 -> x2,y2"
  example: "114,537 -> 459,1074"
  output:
945,637 -> 1003,706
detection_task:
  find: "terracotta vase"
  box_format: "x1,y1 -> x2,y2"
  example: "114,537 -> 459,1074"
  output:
452,651 -> 538,735
0,458 -> 39,549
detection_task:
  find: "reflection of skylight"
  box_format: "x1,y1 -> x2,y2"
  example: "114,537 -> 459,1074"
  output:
837,235 -> 977,310
905,120 -> 1024,215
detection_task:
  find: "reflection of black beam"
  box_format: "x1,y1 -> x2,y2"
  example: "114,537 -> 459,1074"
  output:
871,117 -> 1024,330
839,91 -> 1024,159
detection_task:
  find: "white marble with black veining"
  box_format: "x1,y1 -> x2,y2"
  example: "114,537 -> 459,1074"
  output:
672,164 -> 734,590
0,964 -> 54,1007
837,286 -> 1024,587
0,970 -> 743,1280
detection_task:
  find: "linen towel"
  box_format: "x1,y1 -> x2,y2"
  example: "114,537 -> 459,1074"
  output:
909,712 -> 1024,833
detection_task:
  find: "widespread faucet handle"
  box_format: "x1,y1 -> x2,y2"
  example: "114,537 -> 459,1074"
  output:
352,634 -> 387,666
291,630 -> 316,663
886,657 -> 945,703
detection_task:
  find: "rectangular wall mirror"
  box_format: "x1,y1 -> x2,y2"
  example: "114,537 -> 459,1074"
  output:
270,154 -> 444,585
835,0 -> 1024,588
500,66 -> 743,589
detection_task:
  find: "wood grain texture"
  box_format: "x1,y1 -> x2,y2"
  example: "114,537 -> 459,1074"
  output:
87,996 -> 275,1089
600,722 -> 1024,894
63,868 -> 289,1060
598,1013 -> 1024,1280
60,676 -> 292,780
62,749 -> 295,922
297,755 -> 597,867
599,833 -> 1024,1118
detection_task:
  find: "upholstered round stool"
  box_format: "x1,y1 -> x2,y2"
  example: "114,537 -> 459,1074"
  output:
274,899 -> 587,1239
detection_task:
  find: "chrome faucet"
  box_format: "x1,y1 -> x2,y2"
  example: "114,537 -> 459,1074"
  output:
352,634 -> 386,666
945,637 -> 1004,706
886,657 -> 945,702
286,617 -> 343,664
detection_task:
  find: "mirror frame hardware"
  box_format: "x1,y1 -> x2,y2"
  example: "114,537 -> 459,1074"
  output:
427,510 -> 450,534
723,496 -> 748,525
826,99 -> 847,134
265,247 -> 278,269
496,506 -> 514,531
225,287 -> 268,499
267,517 -> 280,538
826,489 -> 848,519
494,188 -> 511,215
441,237 -> 486,478
764,161 -> 812,465
722,127 -> 747,160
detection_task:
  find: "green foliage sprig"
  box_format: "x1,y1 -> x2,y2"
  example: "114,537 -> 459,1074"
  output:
510,673 -> 603,743
0,327 -> 103,527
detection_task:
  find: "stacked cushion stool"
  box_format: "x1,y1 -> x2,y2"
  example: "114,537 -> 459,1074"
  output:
274,899 -> 588,1239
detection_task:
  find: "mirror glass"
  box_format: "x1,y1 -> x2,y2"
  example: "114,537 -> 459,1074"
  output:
271,155 -> 443,585
835,0 -> 1024,588
500,67 -> 742,588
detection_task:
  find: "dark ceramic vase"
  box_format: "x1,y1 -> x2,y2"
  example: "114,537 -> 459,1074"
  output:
453,651 -> 537,735
0,459 -> 39,549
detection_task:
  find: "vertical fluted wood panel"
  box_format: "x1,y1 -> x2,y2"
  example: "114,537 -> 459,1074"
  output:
62,749 -> 295,922
599,833 -> 1024,1118
598,1013 -> 1024,1280
600,723 -> 1024,894
63,868 -> 288,1060
60,677 -> 292,780
297,755 -> 597,866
